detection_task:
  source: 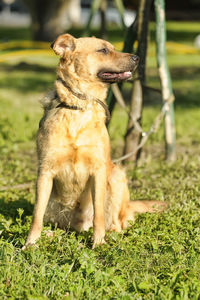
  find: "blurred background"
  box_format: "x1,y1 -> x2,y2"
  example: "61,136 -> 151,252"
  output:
1,2 -> 200,297
0,0 -> 200,173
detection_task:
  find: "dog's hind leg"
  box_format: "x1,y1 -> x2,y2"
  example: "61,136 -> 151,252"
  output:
109,165 -> 168,231
23,172 -> 53,248
71,178 -> 93,232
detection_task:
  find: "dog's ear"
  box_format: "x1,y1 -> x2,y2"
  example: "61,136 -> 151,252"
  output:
51,34 -> 76,57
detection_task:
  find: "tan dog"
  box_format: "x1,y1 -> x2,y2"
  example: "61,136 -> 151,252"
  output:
24,34 -> 166,248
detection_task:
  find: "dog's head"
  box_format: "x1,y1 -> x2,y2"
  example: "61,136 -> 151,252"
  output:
51,34 -> 139,84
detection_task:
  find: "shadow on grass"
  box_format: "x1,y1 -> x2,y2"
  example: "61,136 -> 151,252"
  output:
123,67 -> 200,109
0,27 -> 31,41
166,29 -> 199,43
0,196 -> 33,247
0,26 -> 125,44
68,25 -> 200,44
149,22 -> 200,43
0,62 -> 56,93
169,66 -> 200,107
150,29 -> 199,43
171,66 -> 200,77
0,196 -> 33,219
1,23 -> 199,44
0,195 -> 94,249
143,66 -> 200,108
0,62 -> 55,73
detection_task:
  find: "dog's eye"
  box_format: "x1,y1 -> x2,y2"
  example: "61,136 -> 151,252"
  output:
97,48 -> 109,54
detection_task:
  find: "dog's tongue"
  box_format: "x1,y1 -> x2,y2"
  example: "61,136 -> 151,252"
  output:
103,71 -> 132,80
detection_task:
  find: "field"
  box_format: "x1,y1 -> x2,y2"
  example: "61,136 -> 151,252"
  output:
0,22 -> 200,299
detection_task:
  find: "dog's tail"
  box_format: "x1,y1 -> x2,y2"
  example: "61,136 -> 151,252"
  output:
120,200 -> 168,229
120,200 -> 168,230
129,200 -> 168,214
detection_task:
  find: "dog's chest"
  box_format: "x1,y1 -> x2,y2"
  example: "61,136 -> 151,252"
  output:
47,109 -> 107,163
54,160 -> 90,206
67,109 -> 93,138
47,110 -> 107,203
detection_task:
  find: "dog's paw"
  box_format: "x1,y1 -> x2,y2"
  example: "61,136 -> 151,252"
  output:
110,223 -> 122,232
92,236 -> 106,249
22,242 -> 37,251
43,230 -> 54,238
22,234 -> 40,250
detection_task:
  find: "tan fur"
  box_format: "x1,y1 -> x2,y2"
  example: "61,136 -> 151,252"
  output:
24,34 -> 166,249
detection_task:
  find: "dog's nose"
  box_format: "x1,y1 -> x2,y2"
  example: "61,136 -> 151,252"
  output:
131,55 -> 139,63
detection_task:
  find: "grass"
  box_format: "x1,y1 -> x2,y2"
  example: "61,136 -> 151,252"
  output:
0,22 -> 200,299
1,21 -> 200,44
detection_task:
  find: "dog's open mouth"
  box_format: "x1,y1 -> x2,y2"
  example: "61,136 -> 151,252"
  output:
98,70 -> 132,82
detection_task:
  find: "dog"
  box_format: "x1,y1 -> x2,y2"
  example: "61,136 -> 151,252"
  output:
24,34 -> 166,248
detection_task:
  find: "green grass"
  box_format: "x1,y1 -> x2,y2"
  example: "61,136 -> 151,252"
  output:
149,21 -> 200,44
0,22 -> 200,299
1,21 -> 200,44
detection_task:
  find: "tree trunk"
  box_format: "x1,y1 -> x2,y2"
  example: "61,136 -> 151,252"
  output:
83,0 -> 101,36
114,0 -> 126,29
100,0 -> 107,39
23,0 -> 72,41
107,17 -> 138,122
155,0 -> 176,161
123,15 -> 138,53
124,0 -> 152,163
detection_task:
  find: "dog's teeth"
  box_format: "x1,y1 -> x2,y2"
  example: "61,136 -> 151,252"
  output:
123,71 -> 132,76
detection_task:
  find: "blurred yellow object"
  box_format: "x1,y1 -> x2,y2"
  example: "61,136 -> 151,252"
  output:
113,41 -> 199,54
0,40 -> 50,50
166,41 -> 199,54
113,41 -> 123,51
0,49 -> 54,63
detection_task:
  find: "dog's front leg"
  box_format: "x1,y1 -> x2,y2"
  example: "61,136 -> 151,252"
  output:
92,168 -> 106,248
23,171 -> 53,248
